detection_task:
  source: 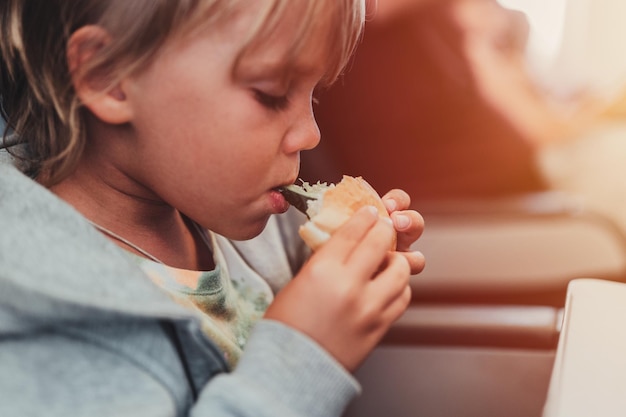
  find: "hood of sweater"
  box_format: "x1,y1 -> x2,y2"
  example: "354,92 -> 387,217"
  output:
0,161 -> 195,335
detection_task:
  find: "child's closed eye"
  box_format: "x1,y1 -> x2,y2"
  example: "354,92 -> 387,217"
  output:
253,89 -> 290,111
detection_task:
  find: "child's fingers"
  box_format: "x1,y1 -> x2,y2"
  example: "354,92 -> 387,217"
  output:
369,253 -> 411,308
343,215 -> 396,279
390,209 -> 425,252
391,209 -> 424,234
398,250 -> 426,275
362,253 -> 412,332
382,188 -> 411,213
378,283 -> 412,329
315,205 -> 381,264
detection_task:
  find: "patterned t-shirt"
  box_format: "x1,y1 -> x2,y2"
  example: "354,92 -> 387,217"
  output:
130,229 -> 274,369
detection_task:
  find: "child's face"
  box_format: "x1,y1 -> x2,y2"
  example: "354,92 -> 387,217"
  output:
119,2 -> 334,240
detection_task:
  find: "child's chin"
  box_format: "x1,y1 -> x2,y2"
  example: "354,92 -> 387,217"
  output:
228,218 -> 272,242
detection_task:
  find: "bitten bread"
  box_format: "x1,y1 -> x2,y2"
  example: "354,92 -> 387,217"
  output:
297,175 -> 396,251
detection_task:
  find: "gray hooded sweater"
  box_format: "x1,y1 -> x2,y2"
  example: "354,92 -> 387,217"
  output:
0,160 -> 360,417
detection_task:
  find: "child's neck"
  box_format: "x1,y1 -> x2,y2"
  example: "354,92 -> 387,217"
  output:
50,166 -> 216,272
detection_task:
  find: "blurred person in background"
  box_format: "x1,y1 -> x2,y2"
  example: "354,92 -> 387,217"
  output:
305,0 -> 600,203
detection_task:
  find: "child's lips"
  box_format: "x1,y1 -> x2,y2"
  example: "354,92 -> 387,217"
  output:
269,188 -> 290,213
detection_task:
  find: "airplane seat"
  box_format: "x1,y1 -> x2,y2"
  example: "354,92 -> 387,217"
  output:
341,191 -> 626,417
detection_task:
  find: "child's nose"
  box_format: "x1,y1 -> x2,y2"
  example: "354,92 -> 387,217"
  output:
285,107 -> 321,153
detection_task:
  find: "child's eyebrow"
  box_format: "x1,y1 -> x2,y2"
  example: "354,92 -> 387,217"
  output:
240,57 -> 322,83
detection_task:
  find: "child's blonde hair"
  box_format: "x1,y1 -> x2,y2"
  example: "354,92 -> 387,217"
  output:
0,0 -> 365,185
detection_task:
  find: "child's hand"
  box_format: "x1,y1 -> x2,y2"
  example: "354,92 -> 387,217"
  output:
382,189 -> 426,275
264,206 -> 412,372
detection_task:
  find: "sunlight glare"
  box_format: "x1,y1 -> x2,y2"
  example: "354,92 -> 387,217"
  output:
497,0 -> 568,67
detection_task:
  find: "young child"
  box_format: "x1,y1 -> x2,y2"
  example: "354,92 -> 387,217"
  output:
0,1 -> 425,416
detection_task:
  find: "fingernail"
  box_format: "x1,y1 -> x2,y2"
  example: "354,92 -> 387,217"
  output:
367,205 -> 379,216
394,214 -> 410,230
384,199 -> 397,212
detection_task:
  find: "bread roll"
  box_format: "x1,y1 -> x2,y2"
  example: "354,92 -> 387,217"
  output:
296,175 -> 396,251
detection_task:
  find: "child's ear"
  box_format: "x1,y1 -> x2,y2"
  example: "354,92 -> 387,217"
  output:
67,25 -> 132,124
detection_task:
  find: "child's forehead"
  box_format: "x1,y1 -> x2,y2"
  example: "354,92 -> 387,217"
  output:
179,0 -> 362,83
223,0 -> 350,84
